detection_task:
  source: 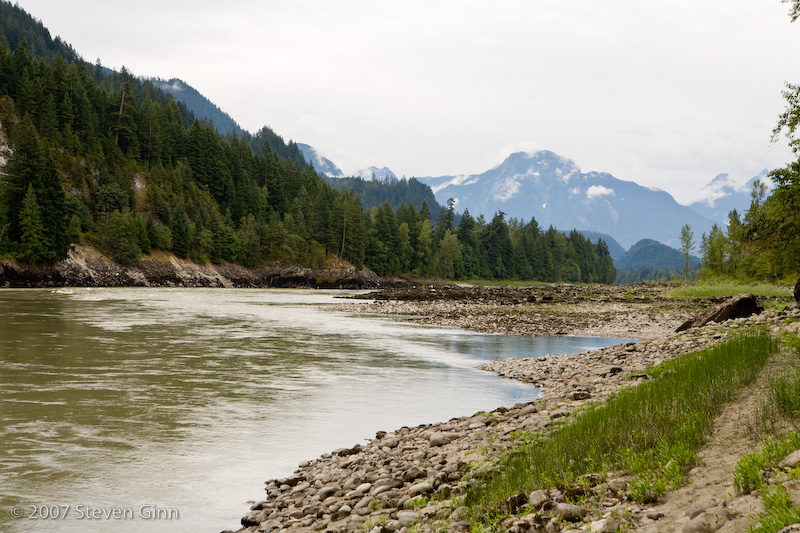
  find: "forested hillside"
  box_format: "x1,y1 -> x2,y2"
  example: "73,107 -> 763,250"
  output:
151,78 -> 244,137
0,1 -> 615,284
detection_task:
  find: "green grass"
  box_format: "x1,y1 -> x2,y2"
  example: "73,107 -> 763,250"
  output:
465,330 -> 779,527
733,431 -> 800,533
667,281 -> 792,299
755,485 -> 800,533
733,431 -> 800,494
734,335 -> 800,532
750,335 -> 800,437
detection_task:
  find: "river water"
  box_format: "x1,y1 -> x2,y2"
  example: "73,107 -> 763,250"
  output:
0,288 -> 627,532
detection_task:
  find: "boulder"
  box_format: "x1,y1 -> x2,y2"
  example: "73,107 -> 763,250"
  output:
429,431 -> 456,447
591,517 -> 620,533
779,449 -> 800,469
676,294 -> 763,332
554,503 -> 588,522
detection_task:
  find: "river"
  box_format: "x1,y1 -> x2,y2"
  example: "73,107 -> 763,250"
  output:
0,288 -> 627,532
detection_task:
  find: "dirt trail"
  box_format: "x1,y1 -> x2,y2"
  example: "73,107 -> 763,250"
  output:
639,349 -> 795,532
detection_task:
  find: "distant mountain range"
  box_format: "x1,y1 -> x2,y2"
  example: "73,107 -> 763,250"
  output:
297,144 -> 398,181
417,151 -> 714,249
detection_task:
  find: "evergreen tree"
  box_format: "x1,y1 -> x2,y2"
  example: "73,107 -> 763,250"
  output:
18,184 -> 48,261
170,205 -> 190,258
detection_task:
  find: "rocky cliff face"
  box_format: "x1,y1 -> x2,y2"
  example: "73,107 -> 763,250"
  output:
0,246 -> 382,289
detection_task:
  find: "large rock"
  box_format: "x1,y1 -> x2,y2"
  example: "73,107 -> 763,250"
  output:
676,294 -> 763,332
554,503 -> 589,522
779,449 -> 800,469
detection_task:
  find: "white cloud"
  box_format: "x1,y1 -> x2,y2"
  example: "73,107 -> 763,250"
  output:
586,185 -> 615,199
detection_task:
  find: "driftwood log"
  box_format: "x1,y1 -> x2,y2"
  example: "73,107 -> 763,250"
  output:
676,293 -> 763,332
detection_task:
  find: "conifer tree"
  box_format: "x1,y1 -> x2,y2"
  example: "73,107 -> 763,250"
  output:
18,184 -> 48,261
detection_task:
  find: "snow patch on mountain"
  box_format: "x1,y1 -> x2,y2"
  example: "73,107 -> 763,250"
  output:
492,174 -> 524,202
431,175 -> 472,194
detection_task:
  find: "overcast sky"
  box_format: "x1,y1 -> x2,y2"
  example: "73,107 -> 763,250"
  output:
19,0 -> 800,204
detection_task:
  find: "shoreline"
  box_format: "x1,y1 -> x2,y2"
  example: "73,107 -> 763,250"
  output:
0,245 -> 387,290
228,286 -> 798,533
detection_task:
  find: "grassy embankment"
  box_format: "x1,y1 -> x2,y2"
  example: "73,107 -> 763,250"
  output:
731,334 -> 800,532
464,329 -> 782,530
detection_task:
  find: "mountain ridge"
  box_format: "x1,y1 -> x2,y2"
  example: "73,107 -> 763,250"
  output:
416,150 -> 716,249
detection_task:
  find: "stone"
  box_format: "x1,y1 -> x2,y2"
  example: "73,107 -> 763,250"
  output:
645,509 -> 665,520
682,510 -> 728,533
591,517 -> 620,533
567,390 -> 591,401
240,510 -> 265,526
402,465 -> 427,482
777,524 -> 800,533
318,486 -> 338,500
607,478 -> 628,493
353,495 -> 373,510
687,498 -> 718,520
408,482 -> 434,497
782,479 -> 800,506
397,509 -> 419,527
554,502 -> 589,522
290,482 -> 310,495
448,521 -> 471,532
529,489 -> 550,509
498,492 -> 527,514
384,519 -> 402,531
429,431 -> 456,446
779,449 -> 800,469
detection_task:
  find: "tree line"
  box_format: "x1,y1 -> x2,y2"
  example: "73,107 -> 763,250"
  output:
0,19 -> 615,283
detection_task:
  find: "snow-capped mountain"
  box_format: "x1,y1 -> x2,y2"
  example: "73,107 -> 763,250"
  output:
297,144 -> 398,181
297,143 -> 344,177
688,170 -> 771,224
417,150 -> 715,249
355,166 -> 398,181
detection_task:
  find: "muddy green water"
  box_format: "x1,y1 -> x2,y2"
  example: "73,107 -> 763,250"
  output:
0,288 -> 628,532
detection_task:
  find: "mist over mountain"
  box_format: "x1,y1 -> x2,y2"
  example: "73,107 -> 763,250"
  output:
418,151 -> 716,249
297,143 -> 344,177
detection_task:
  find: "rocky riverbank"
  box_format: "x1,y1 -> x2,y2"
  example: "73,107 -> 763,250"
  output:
0,245 -> 384,289
331,283 -> 716,340
228,287 -> 800,533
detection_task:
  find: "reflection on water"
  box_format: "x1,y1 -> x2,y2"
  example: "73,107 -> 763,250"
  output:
0,288 -> 628,532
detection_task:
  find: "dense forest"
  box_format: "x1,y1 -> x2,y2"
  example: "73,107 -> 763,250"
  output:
0,1 -> 615,283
